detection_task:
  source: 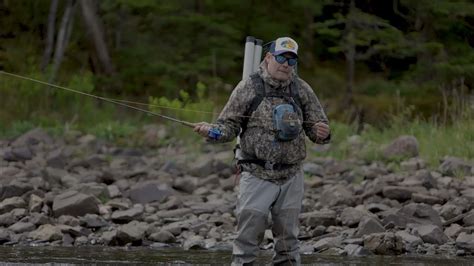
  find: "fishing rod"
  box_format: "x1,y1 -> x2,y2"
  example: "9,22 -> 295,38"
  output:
0,70 -> 198,129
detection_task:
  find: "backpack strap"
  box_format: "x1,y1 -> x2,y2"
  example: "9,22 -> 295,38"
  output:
240,73 -> 265,136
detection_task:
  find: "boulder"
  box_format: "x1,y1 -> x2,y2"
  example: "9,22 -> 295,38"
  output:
116,221 -> 148,245
52,190 -> 100,217
382,203 -> 442,228
0,197 -> 26,214
364,232 -> 404,255
439,156 -> 473,176
382,135 -> 419,159
382,186 -> 416,201
111,204 -> 144,223
28,224 -> 62,242
413,224 -> 448,245
301,210 -> 337,227
340,207 -> 370,227
149,230 -> 175,243
0,181 -> 33,201
11,128 -> 52,147
355,217 -> 385,238
320,185 -> 354,207
456,232 -> 474,253
129,181 -> 176,204
395,230 -> 422,251
463,210 -> 474,226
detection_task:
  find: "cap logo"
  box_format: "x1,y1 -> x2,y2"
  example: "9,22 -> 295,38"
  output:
281,40 -> 296,50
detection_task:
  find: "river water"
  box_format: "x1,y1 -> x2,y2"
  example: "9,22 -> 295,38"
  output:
0,246 -> 472,265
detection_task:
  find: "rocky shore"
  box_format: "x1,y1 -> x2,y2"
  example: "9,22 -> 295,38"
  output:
0,127 -> 473,257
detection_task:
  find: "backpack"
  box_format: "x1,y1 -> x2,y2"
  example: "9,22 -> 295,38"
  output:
240,73 -> 303,136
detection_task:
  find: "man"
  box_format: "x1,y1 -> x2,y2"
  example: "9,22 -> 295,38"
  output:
194,37 -> 330,265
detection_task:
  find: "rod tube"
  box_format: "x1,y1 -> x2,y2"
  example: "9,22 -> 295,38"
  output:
252,39 -> 263,73
242,36 -> 255,80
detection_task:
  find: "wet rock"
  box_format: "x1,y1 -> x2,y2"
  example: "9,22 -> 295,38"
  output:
8,221 -> 35,234
28,224 -> 63,242
116,221 -> 148,245
344,244 -> 372,256
413,224 -> 448,245
129,181 -> 176,204
320,185 -> 354,207
355,217 -> 385,238
111,204 -> 144,223
183,235 -> 206,250
439,156 -> 473,176
52,190 -> 99,217
364,232 -> 404,255
301,209 -> 336,227
456,232 -> 474,253
382,135 -> 419,159
0,197 -> 26,214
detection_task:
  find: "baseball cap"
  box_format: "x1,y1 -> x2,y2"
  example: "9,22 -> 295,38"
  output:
270,37 -> 298,58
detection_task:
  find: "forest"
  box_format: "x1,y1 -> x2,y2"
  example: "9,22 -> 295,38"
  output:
0,0 -> 473,144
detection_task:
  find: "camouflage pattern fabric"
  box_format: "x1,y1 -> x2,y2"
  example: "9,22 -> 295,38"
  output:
210,63 -> 329,182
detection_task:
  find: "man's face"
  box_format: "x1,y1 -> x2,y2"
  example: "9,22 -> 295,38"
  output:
265,52 -> 297,81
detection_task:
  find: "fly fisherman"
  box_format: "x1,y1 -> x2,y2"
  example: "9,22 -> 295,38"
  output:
194,37 -> 330,265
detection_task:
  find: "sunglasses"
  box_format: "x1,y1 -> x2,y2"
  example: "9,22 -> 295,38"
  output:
274,55 -> 297,66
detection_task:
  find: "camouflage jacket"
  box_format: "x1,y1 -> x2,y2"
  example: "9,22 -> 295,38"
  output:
210,64 -> 330,182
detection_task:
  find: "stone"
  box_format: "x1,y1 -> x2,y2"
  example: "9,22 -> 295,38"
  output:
57,215 -> 80,227
440,203 -> 464,220
301,210 -> 337,227
101,230 -> 118,245
129,181 -> 176,204
8,221 -> 35,234
0,197 -> 26,214
463,210 -> 474,226
344,244 -> 372,256
439,156 -> 473,176
11,128 -> 52,147
355,217 -> 385,238
456,232 -> 474,253
382,135 -> 419,159
188,157 -> 230,178
29,194 -> 43,213
382,203 -> 442,228
3,146 -> 34,162
395,230 -> 422,250
340,207 -> 369,227
107,185 -> 121,198
0,181 -> 33,201
303,162 -> 324,177
445,224 -> 463,239
382,186 -> 416,201
28,224 -> 62,242
364,232 -> 404,255
413,224 -> 448,245
80,214 -> 108,228
149,230 -> 176,243
183,235 -> 206,250
111,204 -> 144,223
116,221 -> 148,245
52,191 -> 99,217
313,236 -> 342,251
319,185 -> 354,207
411,193 -> 442,205
400,158 -> 426,172
173,176 -> 197,194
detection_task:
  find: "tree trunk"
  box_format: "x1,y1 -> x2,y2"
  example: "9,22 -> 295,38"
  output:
49,0 -> 76,83
80,0 -> 115,75
40,0 -> 58,73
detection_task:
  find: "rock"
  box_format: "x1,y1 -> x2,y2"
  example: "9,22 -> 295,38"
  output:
72,182 -> 108,199
183,235 -> 206,250
382,203 -> 442,228
57,215 -> 80,227
313,236 -> 342,251
440,203 -> 464,220
101,230 -> 118,245
382,186 -> 416,201
382,135 -> 419,159
400,158 -> 426,171
439,156 -> 473,176
107,198 -> 132,210
46,148 -> 68,169
319,185 -> 353,207
152,208 -> 192,219
0,181 -> 33,201
304,176 -> 323,188
28,224 -> 63,242
52,191 -> 100,217
29,194 -> 43,213
355,217 -> 385,238
149,230 -> 176,243
344,244 -> 372,256
401,170 -> 437,189
301,210 -> 336,227
445,224 -> 463,239
303,162 -> 324,177
11,128 -> 52,147
340,207 -> 369,227
8,221 -> 35,234
0,197 -> 26,214
364,232 -> 404,255
116,221 -> 148,245
366,203 -> 390,213
111,204 -> 144,223
129,182 -> 176,204
188,157 -> 230,177
411,193 -> 442,205
173,176 -> 197,194
463,210 -> 474,226
3,146 -> 34,162
80,214 -> 108,228
107,185 -> 121,198
456,232 -> 474,253
395,230 -> 422,251
0,229 -> 11,244
413,224 -> 448,245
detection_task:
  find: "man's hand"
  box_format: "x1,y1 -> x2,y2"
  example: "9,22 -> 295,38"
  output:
313,122 -> 330,140
193,122 -> 212,138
